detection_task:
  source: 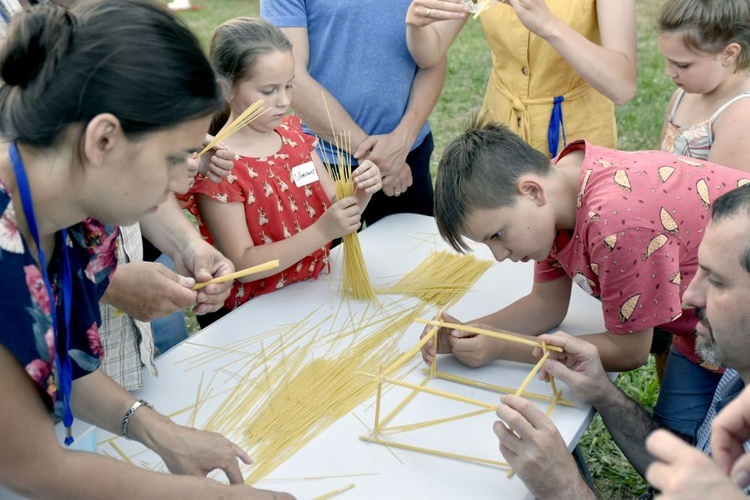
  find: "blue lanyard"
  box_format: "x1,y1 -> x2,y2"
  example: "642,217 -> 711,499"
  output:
9,143 -> 75,445
547,95 -> 567,157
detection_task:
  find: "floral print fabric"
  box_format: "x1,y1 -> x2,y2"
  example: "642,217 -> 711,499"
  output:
535,140 -> 750,368
0,181 -> 117,417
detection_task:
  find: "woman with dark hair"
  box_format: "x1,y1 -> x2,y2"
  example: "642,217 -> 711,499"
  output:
0,1 -> 291,497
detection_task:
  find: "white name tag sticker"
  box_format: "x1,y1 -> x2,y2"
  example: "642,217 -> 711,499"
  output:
291,161 -> 319,187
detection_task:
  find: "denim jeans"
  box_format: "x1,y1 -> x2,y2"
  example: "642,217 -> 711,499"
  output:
151,253 -> 189,356
653,346 -> 723,439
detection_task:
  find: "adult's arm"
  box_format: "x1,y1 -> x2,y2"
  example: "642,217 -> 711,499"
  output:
354,57 -> 448,195
495,395 -> 597,499
511,0 -> 636,104
281,27 -> 368,153
0,344 -> 290,499
405,0 -> 468,68
139,197 -> 234,314
100,261 -> 197,322
539,332 -> 658,477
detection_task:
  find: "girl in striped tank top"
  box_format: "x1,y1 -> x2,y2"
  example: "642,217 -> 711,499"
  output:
658,0 -> 750,170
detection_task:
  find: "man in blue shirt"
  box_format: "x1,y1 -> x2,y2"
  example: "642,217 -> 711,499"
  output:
261,0 -> 446,226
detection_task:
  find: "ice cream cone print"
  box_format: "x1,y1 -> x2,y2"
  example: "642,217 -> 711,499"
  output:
678,157 -> 704,168
603,233 -> 618,252
577,169 -> 592,208
614,170 -> 631,192
588,211 -> 600,222
669,271 -> 682,285
697,179 -> 710,210
598,159 -> 614,168
700,361 -> 721,371
618,294 -> 641,323
658,166 -> 675,183
660,207 -> 679,233
590,262 -> 599,275
643,234 -> 668,261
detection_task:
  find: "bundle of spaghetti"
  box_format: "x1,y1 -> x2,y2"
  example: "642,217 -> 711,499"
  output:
209,304 -> 429,483
196,99 -> 267,157
376,250 -> 493,306
320,94 -> 376,301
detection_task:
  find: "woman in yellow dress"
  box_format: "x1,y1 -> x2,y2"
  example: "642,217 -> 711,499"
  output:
406,0 -> 636,156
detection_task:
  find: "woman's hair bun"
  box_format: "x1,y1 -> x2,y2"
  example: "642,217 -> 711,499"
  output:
0,6 -> 76,88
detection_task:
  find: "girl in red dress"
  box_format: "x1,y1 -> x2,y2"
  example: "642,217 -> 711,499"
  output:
188,17 -> 381,325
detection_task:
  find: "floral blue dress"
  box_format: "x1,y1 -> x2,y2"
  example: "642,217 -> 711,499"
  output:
0,181 -> 118,418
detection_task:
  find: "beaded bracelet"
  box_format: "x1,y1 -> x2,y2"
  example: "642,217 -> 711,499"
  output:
121,399 -> 154,440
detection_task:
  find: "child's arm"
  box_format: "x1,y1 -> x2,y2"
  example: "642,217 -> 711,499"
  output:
422,277 -> 572,365
351,159 -> 381,209
423,275 -> 653,372
196,194 -> 362,283
313,150 -> 381,209
707,97 -> 750,172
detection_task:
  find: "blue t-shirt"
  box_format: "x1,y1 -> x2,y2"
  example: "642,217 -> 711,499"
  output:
0,182 -> 118,418
261,0 -> 431,165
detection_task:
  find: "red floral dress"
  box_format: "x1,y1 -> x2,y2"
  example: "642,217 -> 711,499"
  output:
189,116 -> 331,309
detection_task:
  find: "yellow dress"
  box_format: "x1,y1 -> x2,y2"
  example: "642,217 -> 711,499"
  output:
480,1 -> 617,156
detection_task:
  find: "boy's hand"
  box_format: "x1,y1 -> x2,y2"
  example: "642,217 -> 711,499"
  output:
420,311 -> 462,364
448,327 -> 504,367
318,196 -> 362,240
420,311 -> 503,367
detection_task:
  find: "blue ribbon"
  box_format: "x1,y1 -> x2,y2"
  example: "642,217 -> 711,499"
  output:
547,95 -> 567,157
9,143 -> 75,445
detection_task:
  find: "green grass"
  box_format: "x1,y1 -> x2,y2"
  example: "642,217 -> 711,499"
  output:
174,1 -> 668,497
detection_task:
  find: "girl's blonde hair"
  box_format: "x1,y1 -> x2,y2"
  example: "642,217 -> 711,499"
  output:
658,0 -> 750,69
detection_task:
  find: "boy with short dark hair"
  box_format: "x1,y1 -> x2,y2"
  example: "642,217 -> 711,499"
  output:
426,120 -> 750,438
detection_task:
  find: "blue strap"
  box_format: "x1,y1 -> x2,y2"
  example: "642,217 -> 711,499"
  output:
9,143 -> 75,445
547,95 -> 567,157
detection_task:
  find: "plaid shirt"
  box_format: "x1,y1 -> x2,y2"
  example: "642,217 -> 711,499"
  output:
98,224 -> 158,391
0,0 -> 23,40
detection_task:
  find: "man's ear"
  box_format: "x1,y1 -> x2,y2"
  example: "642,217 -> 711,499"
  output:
517,176 -> 547,206
81,113 -> 122,166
